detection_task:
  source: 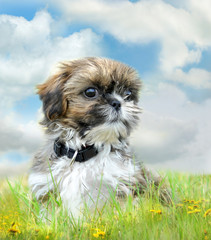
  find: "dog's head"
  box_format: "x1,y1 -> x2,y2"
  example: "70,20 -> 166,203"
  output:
38,58 -> 141,145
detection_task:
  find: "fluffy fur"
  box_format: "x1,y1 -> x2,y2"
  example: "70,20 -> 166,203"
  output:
29,57 -> 171,217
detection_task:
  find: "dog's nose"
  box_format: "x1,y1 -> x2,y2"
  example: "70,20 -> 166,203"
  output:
111,99 -> 121,111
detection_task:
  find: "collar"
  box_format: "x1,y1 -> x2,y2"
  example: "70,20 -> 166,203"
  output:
53,139 -> 98,163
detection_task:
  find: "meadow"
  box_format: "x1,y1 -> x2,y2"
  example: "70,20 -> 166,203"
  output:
0,172 -> 210,240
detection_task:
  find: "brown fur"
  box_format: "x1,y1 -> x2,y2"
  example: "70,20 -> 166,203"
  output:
29,57 -> 172,219
38,57 -> 141,130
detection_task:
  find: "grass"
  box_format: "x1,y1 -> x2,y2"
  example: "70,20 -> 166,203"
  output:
0,172 -> 210,240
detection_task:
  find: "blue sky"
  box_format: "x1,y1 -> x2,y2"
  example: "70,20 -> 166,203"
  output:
0,0 -> 211,175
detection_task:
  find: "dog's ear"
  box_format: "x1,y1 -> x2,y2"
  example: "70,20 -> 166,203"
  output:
37,67 -> 71,121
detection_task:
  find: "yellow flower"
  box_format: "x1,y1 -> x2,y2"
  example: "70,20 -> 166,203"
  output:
46,236 -> 50,239
187,209 -> 201,214
184,199 -> 195,204
7,222 -> 21,235
150,210 -> 156,212
93,231 -> 106,238
204,209 -> 211,217
93,233 -> 99,238
92,229 -> 106,238
187,211 -> 194,214
188,206 -> 194,210
98,231 -> 106,237
7,228 -> 21,234
150,210 -> 162,214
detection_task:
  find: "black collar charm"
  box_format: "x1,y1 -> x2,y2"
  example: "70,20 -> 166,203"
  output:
54,139 -> 98,163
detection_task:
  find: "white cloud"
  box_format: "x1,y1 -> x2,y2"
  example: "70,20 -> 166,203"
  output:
0,10 -> 103,172
0,10 -> 102,108
131,112 -> 197,163
165,68 -> 211,89
0,111 -> 43,155
54,0 -> 211,72
0,160 -> 30,177
130,83 -> 211,173
1,83 -> 210,174
0,5 -> 210,175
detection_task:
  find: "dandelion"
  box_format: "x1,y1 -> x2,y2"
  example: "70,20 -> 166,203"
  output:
184,199 -> 195,204
204,209 -> 211,217
46,236 -> 50,239
188,206 -> 194,210
187,209 -> 201,214
93,231 -> 106,238
204,230 -> 208,240
93,233 -> 99,238
98,231 -> 106,237
150,210 -> 162,214
7,222 -> 21,235
8,228 -> 21,234
92,228 -> 106,238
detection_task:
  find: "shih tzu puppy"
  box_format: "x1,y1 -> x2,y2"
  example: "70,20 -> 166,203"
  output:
29,57 -> 171,217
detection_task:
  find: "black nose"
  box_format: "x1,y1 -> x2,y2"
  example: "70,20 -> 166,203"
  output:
111,99 -> 121,111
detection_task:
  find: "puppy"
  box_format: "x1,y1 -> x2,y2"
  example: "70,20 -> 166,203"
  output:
29,57 -> 170,217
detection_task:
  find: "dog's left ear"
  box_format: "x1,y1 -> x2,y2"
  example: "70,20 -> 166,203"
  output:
37,68 -> 71,121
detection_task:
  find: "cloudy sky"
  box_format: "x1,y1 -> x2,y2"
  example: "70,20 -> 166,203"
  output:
0,0 -> 211,175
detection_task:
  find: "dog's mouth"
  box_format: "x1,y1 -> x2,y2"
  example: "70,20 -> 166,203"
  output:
110,116 -> 120,123
85,103 -> 141,128
108,109 -> 122,123
76,101 -> 141,146
79,105 -> 141,145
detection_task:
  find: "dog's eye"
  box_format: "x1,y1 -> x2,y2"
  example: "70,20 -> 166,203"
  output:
124,90 -> 132,101
84,88 -> 98,99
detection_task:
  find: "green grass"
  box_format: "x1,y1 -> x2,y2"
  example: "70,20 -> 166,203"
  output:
0,172 -> 210,240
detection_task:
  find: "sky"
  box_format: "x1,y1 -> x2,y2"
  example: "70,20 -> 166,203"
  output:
0,0 -> 211,176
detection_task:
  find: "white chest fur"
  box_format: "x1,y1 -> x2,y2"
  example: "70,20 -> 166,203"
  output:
28,144 -> 142,216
